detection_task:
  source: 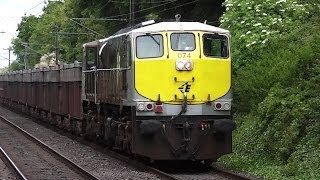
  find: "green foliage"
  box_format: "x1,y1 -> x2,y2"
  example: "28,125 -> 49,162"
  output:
8,61 -> 24,71
11,1 -> 66,68
221,0 -> 308,44
11,15 -> 39,68
220,1 -> 320,179
220,0 -> 310,68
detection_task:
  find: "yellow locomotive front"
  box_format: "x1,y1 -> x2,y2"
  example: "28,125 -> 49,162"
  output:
131,21 -> 235,162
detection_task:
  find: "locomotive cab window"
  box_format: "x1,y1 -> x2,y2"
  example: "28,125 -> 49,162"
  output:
136,34 -> 163,59
171,33 -> 195,51
203,34 -> 229,58
85,47 -> 98,70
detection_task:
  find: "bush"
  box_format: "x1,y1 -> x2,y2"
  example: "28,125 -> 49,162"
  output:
220,9 -> 320,179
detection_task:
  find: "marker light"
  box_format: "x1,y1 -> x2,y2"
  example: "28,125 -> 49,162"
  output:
215,103 -> 222,110
137,103 -> 145,111
136,102 -> 155,112
154,104 -> 163,113
146,103 -> 153,111
224,102 -> 231,110
213,101 -> 232,111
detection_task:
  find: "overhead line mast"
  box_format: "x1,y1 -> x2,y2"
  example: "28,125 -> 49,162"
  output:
130,0 -> 135,26
3,47 -> 12,68
54,25 -> 59,65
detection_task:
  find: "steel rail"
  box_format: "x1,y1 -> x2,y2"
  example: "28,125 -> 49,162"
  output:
0,115 -> 99,180
94,146 -> 178,180
165,164 -> 255,180
0,147 -> 27,180
148,167 -> 179,180
212,164 -> 258,180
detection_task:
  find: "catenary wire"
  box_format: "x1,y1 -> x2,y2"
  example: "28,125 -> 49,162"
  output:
105,0 -> 200,30
97,0 -> 178,19
25,0 -> 44,14
111,0 -> 177,4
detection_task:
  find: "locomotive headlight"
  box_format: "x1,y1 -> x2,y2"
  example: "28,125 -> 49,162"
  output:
177,61 -> 184,70
184,61 -> 193,70
176,60 -> 193,71
137,103 -> 145,111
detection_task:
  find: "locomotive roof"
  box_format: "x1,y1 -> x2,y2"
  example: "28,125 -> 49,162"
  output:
85,21 -> 229,47
132,21 -> 229,34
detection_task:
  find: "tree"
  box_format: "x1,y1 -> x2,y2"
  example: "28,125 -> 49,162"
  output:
11,15 -> 39,69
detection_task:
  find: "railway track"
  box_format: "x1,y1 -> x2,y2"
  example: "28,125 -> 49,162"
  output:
0,114 -> 99,180
0,147 -> 26,180
88,143 -> 178,180
97,145 -> 253,180
69,138 -> 253,180
167,168 -> 253,180
212,164 -> 256,180
0,105 -> 256,180
0,106 -> 178,180
152,160 -> 254,180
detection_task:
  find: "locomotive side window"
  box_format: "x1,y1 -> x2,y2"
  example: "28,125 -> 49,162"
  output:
136,34 -> 163,59
85,47 -> 97,70
100,40 -> 117,69
171,33 -> 195,51
203,34 -> 229,58
100,36 -> 131,69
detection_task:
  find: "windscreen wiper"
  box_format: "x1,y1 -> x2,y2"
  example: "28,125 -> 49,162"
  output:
146,33 -> 160,46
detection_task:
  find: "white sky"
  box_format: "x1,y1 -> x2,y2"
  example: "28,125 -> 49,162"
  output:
0,0 -> 45,68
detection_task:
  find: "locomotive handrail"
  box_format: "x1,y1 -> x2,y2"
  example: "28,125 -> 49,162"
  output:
83,67 -> 130,73
82,70 -> 96,73
96,67 -> 130,71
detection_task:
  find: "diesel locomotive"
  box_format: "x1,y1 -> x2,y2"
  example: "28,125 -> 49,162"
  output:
0,20 -> 235,164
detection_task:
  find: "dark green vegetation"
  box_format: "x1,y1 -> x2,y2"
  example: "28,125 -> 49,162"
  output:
219,0 -> 320,179
10,0 -> 320,179
11,0 -> 223,70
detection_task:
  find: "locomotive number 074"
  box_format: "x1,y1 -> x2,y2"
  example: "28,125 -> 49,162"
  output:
177,52 -> 191,58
